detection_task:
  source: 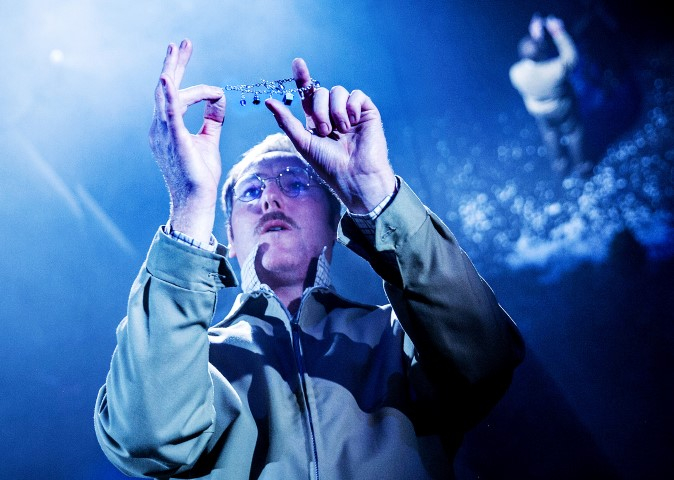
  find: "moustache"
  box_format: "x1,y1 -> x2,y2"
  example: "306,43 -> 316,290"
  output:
254,211 -> 299,234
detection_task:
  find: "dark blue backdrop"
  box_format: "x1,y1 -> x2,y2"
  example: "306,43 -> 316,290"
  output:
1,1 -> 672,478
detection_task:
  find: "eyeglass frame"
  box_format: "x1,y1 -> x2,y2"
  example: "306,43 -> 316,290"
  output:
223,159 -> 343,228
231,165 -> 328,203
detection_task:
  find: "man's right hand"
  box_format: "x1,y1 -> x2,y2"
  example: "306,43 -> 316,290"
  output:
264,58 -> 397,215
149,39 -> 226,243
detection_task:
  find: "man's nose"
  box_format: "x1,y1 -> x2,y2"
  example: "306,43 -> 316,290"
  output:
261,180 -> 284,211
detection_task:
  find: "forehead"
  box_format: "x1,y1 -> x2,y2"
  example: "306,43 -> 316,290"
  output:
238,152 -> 307,178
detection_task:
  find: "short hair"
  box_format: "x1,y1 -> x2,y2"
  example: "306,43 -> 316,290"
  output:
221,133 -> 342,228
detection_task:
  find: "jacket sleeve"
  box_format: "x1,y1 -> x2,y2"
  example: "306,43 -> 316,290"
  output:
93,228 -> 240,478
338,177 -> 525,428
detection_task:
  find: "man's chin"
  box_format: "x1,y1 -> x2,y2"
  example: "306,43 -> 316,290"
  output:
257,245 -> 302,271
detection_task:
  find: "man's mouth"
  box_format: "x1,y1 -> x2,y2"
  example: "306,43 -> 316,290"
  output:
255,212 -> 298,235
261,220 -> 290,234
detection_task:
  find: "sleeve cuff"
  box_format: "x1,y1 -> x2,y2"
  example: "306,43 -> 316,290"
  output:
164,220 -> 218,253
347,177 -> 400,239
148,227 -> 238,290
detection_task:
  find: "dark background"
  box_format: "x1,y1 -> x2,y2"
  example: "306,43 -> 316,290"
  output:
1,1 -> 672,478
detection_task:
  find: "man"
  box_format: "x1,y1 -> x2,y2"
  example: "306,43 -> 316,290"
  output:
509,14 -> 590,176
94,39 -> 525,479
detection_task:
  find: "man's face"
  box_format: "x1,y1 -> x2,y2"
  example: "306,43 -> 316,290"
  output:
227,153 -> 337,286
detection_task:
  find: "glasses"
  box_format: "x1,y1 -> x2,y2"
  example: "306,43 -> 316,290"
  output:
233,166 -> 323,203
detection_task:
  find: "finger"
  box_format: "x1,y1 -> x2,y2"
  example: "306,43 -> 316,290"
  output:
265,97 -> 313,154
161,41 -> 179,80
292,57 -> 313,110
292,57 -> 312,87
345,89 -> 376,125
173,39 -> 193,88
160,74 -> 187,138
309,87 -> 331,136
292,58 -> 321,129
154,42 -> 178,121
329,86 -> 351,133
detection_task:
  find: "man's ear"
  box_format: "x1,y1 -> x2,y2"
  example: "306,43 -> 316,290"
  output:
226,223 -> 236,259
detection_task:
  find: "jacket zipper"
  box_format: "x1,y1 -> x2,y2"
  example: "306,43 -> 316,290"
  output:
291,312 -> 320,480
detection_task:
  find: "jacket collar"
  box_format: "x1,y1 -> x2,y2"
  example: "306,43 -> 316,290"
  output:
239,245 -> 332,294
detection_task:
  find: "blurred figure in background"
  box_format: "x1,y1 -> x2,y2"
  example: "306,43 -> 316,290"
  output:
509,13 -> 591,177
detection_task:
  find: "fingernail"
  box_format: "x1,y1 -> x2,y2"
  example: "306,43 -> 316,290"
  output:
349,115 -> 356,124
320,122 -> 330,135
167,44 -> 173,54
339,121 -> 348,132
180,39 -> 187,49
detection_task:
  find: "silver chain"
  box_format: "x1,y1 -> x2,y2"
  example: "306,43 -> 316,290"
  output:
223,78 -> 320,106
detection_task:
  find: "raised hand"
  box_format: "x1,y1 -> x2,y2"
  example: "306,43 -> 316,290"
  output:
149,39 -> 226,242
265,58 -> 396,215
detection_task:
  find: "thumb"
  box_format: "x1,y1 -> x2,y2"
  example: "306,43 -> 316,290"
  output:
200,94 -> 226,136
265,98 -> 312,152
